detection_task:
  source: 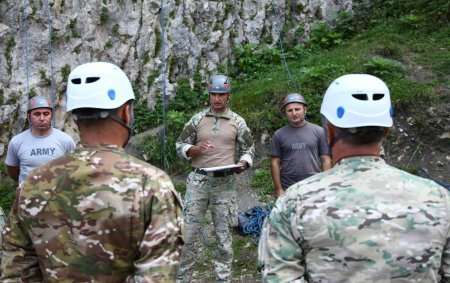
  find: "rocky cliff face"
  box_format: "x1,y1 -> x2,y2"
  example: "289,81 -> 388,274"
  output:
0,0 -> 351,157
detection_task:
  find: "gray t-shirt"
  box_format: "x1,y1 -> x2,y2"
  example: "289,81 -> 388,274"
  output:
270,122 -> 330,189
5,128 -> 75,184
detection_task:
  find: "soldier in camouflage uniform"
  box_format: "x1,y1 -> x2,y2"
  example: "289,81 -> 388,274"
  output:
1,62 -> 184,282
258,74 -> 450,282
176,75 -> 255,282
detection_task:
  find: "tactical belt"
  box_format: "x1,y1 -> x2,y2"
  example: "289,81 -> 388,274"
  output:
193,168 -> 234,177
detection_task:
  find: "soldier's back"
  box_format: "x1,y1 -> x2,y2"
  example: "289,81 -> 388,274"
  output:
274,156 -> 450,282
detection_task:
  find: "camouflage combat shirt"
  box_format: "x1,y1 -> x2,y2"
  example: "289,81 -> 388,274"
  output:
259,156 -> 450,283
1,143 -> 184,282
176,107 -> 255,166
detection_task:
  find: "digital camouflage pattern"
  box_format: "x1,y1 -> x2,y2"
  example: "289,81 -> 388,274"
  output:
259,156 -> 450,283
176,107 -> 254,282
177,172 -> 236,282
176,107 -> 255,163
1,143 -> 184,282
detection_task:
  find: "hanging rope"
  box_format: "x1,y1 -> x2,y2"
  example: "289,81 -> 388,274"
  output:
23,0 -> 30,104
45,0 -> 56,127
419,167 -> 450,191
272,0 -> 299,91
160,0 -> 168,171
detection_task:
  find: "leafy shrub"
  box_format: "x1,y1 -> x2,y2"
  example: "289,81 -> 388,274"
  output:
329,9 -> 358,39
61,64 -> 71,83
352,0 -> 449,31
362,56 -> 405,80
299,64 -> 339,91
170,78 -> 205,113
138,110 -> 190,175
133,80 -> 162,134
136,77 -> 205,174
100,7 -> 109,24
0,163 -> 16,215
307,23 -> 343,50
154,28 -> 161,56
112,24 -> 120,36
231,44 -> 262,80
0,179 -> 16,215
105,40 -> 113,48
147,73 -> 159,88
373,42 -> 403,60
231,44 -> 286,81
250,161 -> 273,203
399,14 -> 423,31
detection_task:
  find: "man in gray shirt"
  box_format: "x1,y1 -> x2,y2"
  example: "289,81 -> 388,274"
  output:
270,93 -> 331,197
5,96 -> 75,184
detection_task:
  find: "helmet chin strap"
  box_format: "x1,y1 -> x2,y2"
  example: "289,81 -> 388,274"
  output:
109,114 -> 132,147
73,102 -> 134,147
329,130 -> 353,148
109,102 -> 134,147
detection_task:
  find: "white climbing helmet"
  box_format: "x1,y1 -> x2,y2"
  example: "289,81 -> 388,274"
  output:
66,62 -> 135,112
320,74 -> 393,128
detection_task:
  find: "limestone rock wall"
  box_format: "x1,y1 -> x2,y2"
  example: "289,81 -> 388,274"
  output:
0,0 -> 351,157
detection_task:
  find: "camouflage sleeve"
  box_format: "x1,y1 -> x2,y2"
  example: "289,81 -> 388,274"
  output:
441,203 -> 450,281
1,189 -> 43,281
175,112 -> 204,160
259,194 -> 305,282
127,175 -> 184,282
443,238 -> 450,282
235,115 -> 255,166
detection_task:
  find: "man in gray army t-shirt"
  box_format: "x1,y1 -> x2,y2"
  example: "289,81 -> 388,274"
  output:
5,96 -> 75,184
270,93 -> 331,197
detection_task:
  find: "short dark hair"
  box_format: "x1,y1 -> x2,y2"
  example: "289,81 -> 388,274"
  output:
334,126 -> 385,145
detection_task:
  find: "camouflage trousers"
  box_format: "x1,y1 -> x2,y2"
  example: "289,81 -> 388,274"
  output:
177,172 -> 237,283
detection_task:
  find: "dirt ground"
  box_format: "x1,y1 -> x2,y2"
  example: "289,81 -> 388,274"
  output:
383,93 -> 450,185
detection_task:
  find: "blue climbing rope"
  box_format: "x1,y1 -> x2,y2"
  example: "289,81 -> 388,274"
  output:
419,167 -> 450,190
45,0 -> 56,127
160,0 -> 167,171
23,0 -> 30,104
237,205 -> 273,244
272,0 -> 299,91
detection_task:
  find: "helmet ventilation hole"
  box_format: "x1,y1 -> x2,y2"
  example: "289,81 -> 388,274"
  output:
373,93 -> 385,100
86,77 -> 100,83
352,94 -> 368,100
71,78 -> 81,84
